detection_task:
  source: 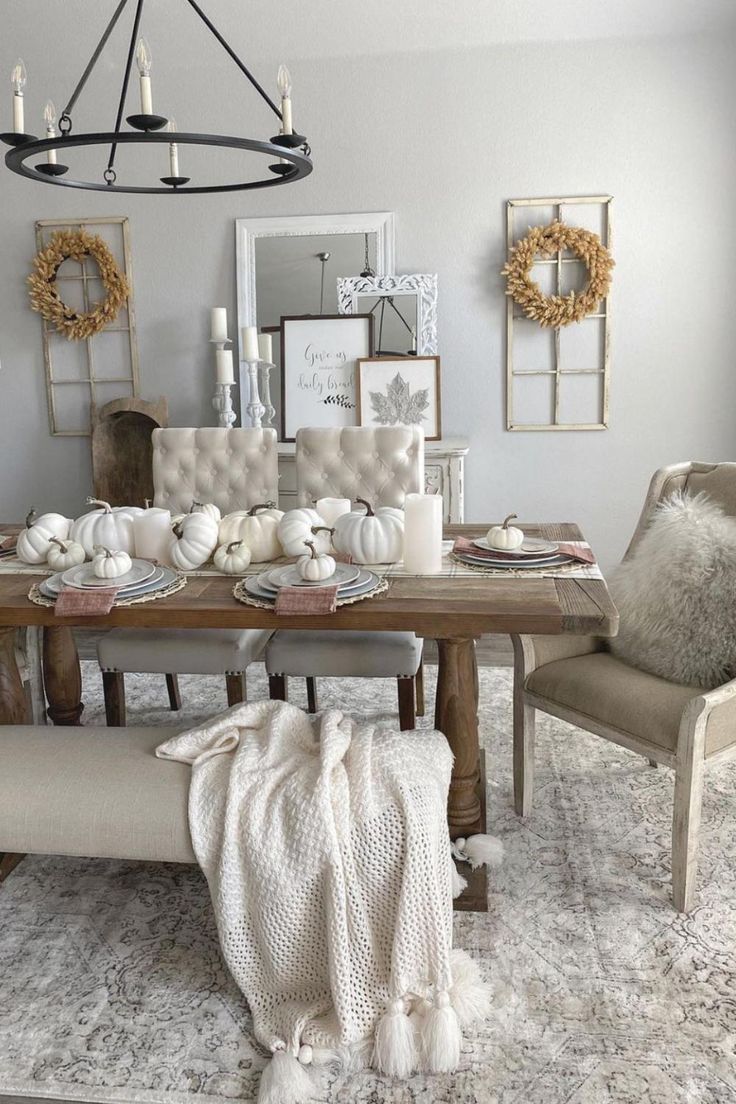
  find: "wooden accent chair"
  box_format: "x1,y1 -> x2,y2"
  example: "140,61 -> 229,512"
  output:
97,427 -> 278,724
512,461 -> 736,913
265,426 -> 426,730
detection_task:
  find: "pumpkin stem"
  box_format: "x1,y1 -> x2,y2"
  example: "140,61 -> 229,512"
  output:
172,521 -> 184,539
190,500 -> 204,513
249,501 -> 276,515
356,497 -> 374,516
25,508 -> 37,528
144,498 -> 152,509
92,544 -> 112,558
86,497 -> 113,513
310,525 -> 335,537
304,540 -> 318,559
502,513 -> 518,530
49,537 -> 68,553
226,540 -> 244,554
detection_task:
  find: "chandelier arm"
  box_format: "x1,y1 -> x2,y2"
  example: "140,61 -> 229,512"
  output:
62,0 -> 132,121
107,0 -> 147,174
183,0 -> 283,122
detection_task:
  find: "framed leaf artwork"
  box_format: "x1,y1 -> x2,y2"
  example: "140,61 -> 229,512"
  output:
356,356 -> 442,441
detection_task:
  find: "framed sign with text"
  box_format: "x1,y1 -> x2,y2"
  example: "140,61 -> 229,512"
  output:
280,314 -> 374,441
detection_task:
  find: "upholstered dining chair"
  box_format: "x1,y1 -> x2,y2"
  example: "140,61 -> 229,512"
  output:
512,461 -> 736,913
265,426 -> 426,730
97,427 -> 278,725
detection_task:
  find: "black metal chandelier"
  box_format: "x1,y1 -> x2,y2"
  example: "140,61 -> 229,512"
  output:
1,0 -> 313,194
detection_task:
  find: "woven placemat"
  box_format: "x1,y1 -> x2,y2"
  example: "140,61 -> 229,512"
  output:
232,576 -> 389,611
28,573 -> 188,609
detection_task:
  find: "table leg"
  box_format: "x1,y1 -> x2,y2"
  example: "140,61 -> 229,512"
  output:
435,636 -> 483,838
0,627 -> 29,724
43,626 -> 83,725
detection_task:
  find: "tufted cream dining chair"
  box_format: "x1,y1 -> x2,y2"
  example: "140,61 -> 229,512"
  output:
266,426 -> 426,729
97,428 -> 278,724
512,461 -> 736,913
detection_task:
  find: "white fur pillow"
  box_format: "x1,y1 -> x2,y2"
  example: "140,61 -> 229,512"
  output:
608,491 -> 736,689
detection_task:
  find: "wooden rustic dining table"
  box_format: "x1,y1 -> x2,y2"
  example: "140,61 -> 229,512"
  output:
0,522 -> 618,910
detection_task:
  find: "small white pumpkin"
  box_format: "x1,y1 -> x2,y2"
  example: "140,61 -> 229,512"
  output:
297,540 -> 336,582
46,536 -> 86,572
16,508 -> 73,564
70,498 -> 144,557
333,498 -> 404,564
277,508 -> 333,557
92,546 -> 132,579
190,500 -> 222,524
219,502 -> 284,562
213,539 -> 252,575
168,511 -> 219,571
487,513 -> 524,551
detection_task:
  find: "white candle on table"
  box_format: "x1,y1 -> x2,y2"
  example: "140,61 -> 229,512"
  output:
211,307 -> 228,343
136,38 -> 153,114
403,493 -> 443,575
276,64 -> 293,135
258,332 -> 273,363
134,508 -> 172,563
216,348 -> 235,384
11,59 -> 26,133
242,325 -> 260,362
316,497 -> 351,528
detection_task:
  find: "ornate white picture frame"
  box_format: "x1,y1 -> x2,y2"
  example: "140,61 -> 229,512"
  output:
337,273 -> 438,356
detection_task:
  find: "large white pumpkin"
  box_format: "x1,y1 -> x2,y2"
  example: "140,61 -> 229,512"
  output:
16,508 -> 72,565
70,498 -> 143,557
277,508 -> 333,557
219,502 -> 284,562
333,498 -> 404,564
168,512 -> 219,571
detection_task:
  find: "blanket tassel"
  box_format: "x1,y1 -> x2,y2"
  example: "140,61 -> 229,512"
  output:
448,947 -> 492,1028
422,990 -> 462,1073
451,860 -> 468,898
258,1048 -> 315,1104
451,834 -> 503,870
373,997 -> 417,1078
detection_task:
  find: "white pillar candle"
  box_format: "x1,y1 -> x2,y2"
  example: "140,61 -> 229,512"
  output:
210,307 -> 228,343
242,325 -> 260,362
216,348 -> 235,384
258,332 -> 273,363
403,493 -> 443,575
316,497 -> 351,528
134,508 -> 172,563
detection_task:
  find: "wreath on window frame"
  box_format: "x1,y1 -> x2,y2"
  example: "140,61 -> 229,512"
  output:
28,229 -> 130,341
502,220 -> 614,328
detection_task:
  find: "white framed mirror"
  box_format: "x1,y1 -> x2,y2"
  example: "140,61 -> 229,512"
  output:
337,273 -> 438,356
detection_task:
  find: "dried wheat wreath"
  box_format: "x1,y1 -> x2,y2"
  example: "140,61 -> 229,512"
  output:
28,229 -> 130,341
502,220 -> 614,328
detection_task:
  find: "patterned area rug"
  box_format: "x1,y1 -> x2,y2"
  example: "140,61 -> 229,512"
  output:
1,662 -> 736,1104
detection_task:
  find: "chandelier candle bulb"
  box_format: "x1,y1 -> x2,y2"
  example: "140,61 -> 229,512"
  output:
11,59 -> 26,133
136,37 -> 153,115
316,498 -> 352,528
167,118 -> 179,177
276,64 -> 293,135
133,507 -> 172,563
210,307 -> 228,343
242,325 -> 260,362
403,493 -> 443,575
216,348 -> 235,385
43,101 -> 57,164
257,332 -> 273,363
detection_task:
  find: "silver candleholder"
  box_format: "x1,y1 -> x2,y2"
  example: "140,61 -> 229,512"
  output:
259,360 -> 276,429
211,336 -> 238,428
245,359 -> 266,428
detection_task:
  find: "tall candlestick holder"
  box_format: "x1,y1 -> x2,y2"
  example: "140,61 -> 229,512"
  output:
259,360 -> 276,429
245,360 -> 266,428
211,336 -> 237,428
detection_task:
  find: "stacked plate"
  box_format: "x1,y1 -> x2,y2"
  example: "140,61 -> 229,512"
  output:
455,537 -> 575,571
244,561 -> 382,604
38,558 -> 179,602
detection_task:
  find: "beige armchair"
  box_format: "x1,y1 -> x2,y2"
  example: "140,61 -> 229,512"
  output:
512,461 -> 736,913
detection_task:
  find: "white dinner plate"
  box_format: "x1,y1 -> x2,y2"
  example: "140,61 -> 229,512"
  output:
41,565 -> 169,600
472,537 -> 559,556
258,567 -> 373,596
61,559 -> 156,590
266,562 -> 360,589
245,570 -> 379,604
456,552 -> 575,570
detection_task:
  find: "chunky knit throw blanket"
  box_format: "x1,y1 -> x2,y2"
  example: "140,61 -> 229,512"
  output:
157,700 -> 491,1101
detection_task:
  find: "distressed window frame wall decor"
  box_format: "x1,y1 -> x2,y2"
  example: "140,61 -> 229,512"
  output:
505,195 -> 613,432
337,273 -> 439,356
34,216 -> 139,437
356,355 -> 442,441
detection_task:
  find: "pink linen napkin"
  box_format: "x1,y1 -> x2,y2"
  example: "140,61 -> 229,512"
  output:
453,536 -> 596,565
54,585 -> 120,617
275,584 -> 339,615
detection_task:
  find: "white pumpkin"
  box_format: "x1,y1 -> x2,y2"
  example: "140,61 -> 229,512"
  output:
487,513 -> 524,551
219,502 -> 284,562
297,540 -> 336,582
213,539 -> 252,575
333,498 -> 404,564
25,508 -> 71,540
46,536 -> 86,571
71,498 -> 144,557
92,546 -> 132,579
190,500 -> 222,524
16,508 -> 73,564
277,508 -> 333,557
168,511 -> 219,571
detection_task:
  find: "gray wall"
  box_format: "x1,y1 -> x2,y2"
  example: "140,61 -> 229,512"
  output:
1,23 -> 734,567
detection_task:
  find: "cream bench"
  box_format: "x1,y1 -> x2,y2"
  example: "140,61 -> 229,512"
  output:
0,726 -> 195,864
